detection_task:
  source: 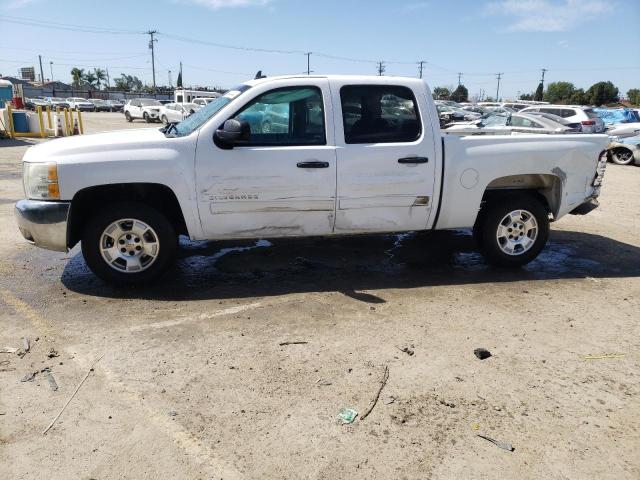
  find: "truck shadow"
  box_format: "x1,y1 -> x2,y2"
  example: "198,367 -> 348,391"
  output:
60,229 -> 640,301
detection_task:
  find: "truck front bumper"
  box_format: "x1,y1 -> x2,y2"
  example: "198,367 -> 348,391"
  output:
15,200 -> 70,252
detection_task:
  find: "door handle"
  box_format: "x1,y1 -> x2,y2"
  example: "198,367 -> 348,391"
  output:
297,161 -> 329,168
398,156 -> 428,164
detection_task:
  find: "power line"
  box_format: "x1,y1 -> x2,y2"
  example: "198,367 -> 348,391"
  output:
0,14 -> 143,34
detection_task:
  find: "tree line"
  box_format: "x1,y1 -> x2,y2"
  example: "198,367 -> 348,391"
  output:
432,80 -> 639,106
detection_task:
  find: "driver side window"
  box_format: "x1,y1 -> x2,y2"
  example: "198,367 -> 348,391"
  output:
232,86 -> 325,146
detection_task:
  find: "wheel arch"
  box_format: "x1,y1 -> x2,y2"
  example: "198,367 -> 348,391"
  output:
67,183 -> 188,249
481,173 -> 562,219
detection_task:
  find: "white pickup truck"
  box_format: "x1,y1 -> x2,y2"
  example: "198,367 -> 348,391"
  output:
15,75 -> 608,284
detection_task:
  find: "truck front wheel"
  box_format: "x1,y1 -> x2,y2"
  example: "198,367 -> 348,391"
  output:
81,202 -> 177,285
475,195 -> 549,267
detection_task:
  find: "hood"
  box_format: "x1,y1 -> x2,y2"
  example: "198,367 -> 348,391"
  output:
23,128 -> 167,164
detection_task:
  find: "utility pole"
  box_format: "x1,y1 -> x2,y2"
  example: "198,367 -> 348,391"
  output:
147,30 -> 157,93
38,54 -> 45,84
49,61 -> 53,82
457,72 -> 462,86
418,61 -> 425,79
305,52 -> 312,75
106,68 -> 110,89
377,61 -> 385,76
168,70 -> 172,88
496,72 -> 503,100
540,68 -> 547,89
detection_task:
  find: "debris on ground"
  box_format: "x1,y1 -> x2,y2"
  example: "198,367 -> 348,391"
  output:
0,347 -> 18,354
42,353 -> 104,435
168,411 -> 178,417
21,371 -> 37,382
474,348 -> 492,360
22,337 -> 30,352
278,341 -> 308,346
397,345 -> 415,356
472,423 -> 481,431
42,368 -> 58,391
383,395 -> 396,405
337,408 -> 358,424
316,379 -> 332,386
476,434 -> 515,452
360,365 -> 390,421
47,349 -> 59,358
581,353 -> 625,360
439,399 -> 456,408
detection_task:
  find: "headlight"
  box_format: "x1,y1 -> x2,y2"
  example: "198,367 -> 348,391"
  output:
23,162 -> 60,200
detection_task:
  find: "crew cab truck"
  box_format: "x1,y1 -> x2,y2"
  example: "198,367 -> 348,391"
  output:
15,75 -> 608,284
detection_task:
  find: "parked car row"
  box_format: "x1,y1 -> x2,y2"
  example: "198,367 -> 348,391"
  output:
23,97 -> 125,112
122,98 -> 211,123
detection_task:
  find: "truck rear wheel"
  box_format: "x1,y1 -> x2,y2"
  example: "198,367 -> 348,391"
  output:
81,202 -> 177,285
125,111 -> 132,122
475,195 -> 549,267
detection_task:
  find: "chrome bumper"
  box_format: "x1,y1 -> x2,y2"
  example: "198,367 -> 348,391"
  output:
14,200 -> 70,252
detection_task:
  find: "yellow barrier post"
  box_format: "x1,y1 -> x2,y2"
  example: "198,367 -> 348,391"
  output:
64,108 -> 70,136
36,106 -> 45,138
6,103 -> 15,138
77,109 -> 84,134
46,105 -> 52,130
69,108 -> 75,134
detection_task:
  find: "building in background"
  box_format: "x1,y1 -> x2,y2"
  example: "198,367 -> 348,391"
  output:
19,67 -> 35,81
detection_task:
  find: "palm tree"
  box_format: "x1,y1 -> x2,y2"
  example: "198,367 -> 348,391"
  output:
84,71 -> 97,89
70,67 -> 85,88
94,68 -> 106,90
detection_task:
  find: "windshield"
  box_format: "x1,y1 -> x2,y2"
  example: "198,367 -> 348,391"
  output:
172,84 -> 252,137
141,99 -> 161,106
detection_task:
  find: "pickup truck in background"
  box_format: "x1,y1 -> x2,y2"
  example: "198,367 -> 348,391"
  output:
15,75 -> 608,284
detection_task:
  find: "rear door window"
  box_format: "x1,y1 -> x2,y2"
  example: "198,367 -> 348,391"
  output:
561,109 -> 577,118
340,85 -> 421,144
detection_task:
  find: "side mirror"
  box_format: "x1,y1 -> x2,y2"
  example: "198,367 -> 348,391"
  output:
214,119 -> 251,149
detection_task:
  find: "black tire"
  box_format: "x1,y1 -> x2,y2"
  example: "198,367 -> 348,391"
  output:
81,202 -> 177,285
143,112 -> 151,123
475,194 -> 549,267
611,147 -> 634,166
125,111 -> 132,122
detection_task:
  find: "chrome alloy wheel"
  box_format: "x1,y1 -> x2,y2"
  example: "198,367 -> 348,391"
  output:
99,219 -> 160,272
496,209 -> 538,256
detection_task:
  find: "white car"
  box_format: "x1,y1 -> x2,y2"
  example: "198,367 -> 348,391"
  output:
65,97 -> 95,111
159,103 -> 198,124
520,105 -> 605,133
192,97 -> 215,109
123,98 -> 163,122
15,75 -> 608,284
445,113 -> 574,135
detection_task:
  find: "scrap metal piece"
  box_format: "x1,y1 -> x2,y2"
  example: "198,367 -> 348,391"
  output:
477,434 -> 515,452
42,368 -> 58,391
